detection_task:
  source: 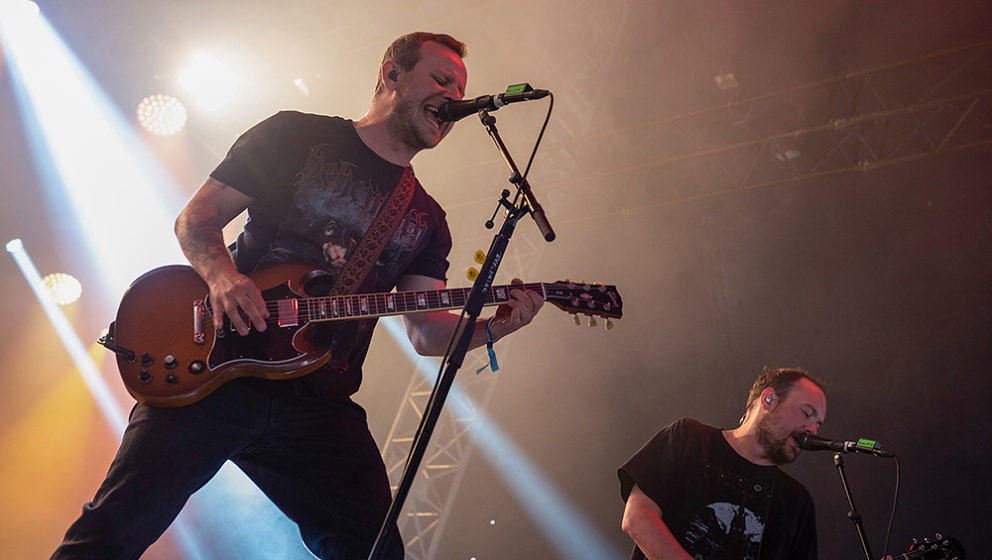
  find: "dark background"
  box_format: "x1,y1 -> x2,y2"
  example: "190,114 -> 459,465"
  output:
1,1 -> 989,558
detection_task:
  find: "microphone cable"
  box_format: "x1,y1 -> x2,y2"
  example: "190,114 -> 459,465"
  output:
521,92 -> 554,181
881,454 -> 900,558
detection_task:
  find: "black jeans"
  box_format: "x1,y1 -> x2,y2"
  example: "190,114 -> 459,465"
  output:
51,377 -> 403,560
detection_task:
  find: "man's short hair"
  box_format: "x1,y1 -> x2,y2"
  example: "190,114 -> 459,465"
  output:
374,32 -> 467,95
741,367 -> 825,422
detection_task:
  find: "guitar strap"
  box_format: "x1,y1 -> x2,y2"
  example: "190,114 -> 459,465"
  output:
329,165 -> 416,296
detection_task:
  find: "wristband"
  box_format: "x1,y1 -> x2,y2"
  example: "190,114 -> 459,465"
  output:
476,316 -> 500,374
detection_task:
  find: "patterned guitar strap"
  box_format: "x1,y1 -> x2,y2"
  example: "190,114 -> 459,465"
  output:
328,165 -> 416,296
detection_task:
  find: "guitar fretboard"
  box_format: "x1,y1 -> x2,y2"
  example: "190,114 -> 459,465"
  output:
300,283 -> 547,322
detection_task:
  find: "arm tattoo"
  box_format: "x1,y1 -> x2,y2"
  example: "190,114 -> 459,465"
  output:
176,210 -> 233,272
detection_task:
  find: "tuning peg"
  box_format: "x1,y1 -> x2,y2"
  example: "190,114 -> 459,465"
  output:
572,313 -> 580,326
605,318 -> 614,331
588,315 -> 597,327
467,267 -> 479,281
474,250 -> 487,264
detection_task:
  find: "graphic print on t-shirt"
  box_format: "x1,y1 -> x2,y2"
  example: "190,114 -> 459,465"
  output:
683,501 -> 765,559
679,461 -> 773,560
267,143 -> 430,285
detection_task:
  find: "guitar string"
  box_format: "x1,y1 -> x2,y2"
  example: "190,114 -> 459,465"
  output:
206,282 -> 618,326
245,282 -> 566,315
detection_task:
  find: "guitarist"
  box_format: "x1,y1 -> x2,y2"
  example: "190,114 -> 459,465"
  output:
52,32 -> 543,560
619,367 -> 826,559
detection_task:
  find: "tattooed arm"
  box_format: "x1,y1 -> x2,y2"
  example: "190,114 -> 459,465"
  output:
175,177 -> 268,335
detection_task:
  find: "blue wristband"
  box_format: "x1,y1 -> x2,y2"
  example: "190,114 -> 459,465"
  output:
476,317 -> 500,374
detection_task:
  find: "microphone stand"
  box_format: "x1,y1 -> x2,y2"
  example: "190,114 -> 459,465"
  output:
367,109 -> 555,560
834,453 -> 874,560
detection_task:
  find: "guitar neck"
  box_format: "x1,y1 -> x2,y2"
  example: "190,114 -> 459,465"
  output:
303,283 -> 547,322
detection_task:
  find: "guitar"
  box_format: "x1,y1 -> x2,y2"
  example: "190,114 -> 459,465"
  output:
100,263 -> 623,407
893,533 -> 965,560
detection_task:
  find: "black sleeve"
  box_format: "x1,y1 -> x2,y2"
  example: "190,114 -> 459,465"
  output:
401,205 -> 452,282
209,111 -> 296,198
618,417 -> 694,508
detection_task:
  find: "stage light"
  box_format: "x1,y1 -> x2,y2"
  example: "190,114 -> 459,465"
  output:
293,77 -> 310,96
0,11 -> 305,560
136,94 -> 187,136
177,52 -> 239,111
0,0 -> 39,18
42,272 -> 82,305
6,240 -> 124,435
714,72 -> 738,91
773,149 -> 801,162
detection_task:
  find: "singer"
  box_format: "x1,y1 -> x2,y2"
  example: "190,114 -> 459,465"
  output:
618,367 -> 827,559
51,32 -> 545,560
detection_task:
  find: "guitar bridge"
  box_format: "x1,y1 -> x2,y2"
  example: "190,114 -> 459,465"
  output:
193,299 -> 207,344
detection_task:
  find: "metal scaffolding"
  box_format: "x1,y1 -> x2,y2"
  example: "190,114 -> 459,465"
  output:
547,40 -> 992,224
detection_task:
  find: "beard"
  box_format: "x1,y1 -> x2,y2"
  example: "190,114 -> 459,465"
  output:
756,410 -> 801,465
388,89 -> 440,152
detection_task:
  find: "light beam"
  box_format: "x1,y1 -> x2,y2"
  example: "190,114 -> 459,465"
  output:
381,317 -> 622,560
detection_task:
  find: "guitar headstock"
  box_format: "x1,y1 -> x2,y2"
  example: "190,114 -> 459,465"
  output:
908,533 -> 966,560
545,281 -> 622,327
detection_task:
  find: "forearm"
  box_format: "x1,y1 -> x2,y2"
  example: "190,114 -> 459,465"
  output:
405,311 -> 497,356
622,513 -> 694,560
174,205 -> 237,282
399,275 -> 543,356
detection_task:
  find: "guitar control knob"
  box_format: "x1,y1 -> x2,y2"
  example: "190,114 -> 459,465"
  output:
163,355 -> 177,369
137,370 -> 153,384
165,373 -> 179,385
140,353 -> 153,367
188,360 -> 206,375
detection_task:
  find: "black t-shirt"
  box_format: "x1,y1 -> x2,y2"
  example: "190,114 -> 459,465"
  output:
210,111 -> 452,397
618,418 -> 817,560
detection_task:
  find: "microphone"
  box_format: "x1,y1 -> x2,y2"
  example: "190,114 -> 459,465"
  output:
797,433 -> 894,457
436,83 -> 549,122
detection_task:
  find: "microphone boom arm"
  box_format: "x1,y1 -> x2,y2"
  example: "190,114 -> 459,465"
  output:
478,109 -> 556,242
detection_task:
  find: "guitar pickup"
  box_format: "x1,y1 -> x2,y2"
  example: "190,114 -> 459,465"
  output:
277,298 -> 299,327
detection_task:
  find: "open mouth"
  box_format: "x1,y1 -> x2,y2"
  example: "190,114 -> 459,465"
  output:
424,105 -> 440,131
